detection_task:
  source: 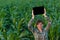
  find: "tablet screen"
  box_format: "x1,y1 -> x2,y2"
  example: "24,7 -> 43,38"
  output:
33,6 -> 44,15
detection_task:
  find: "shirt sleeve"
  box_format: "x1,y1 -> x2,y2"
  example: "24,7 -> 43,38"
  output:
28,18 -> 35,33
45,16 -> 51,31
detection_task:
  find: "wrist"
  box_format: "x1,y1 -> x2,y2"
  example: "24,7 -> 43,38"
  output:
44,15 -> 47,17
32,17 -> 34,19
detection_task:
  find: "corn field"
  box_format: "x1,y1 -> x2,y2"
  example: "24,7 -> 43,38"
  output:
0,0 -> 60,40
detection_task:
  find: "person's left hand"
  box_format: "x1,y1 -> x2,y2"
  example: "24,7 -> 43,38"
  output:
43,8 -> 47,17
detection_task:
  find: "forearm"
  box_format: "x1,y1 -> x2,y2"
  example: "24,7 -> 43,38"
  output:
45,16 -> 51,31
45,16 -> 51,22
28,18 -> 34,29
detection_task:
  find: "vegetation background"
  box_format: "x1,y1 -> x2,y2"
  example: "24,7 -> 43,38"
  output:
0,0 -> 60,40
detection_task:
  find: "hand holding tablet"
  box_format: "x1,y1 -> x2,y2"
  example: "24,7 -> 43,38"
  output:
32,6 -> 47,17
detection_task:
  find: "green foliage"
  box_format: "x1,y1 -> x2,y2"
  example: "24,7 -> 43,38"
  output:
0,0 -> 60,40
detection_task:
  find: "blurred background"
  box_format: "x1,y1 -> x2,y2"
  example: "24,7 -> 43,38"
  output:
0,0 -> 60,40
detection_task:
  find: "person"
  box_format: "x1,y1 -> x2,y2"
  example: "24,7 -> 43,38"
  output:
28,8 -> 51,40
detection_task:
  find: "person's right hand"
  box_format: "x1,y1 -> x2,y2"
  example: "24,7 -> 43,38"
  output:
32,10 -> 34,19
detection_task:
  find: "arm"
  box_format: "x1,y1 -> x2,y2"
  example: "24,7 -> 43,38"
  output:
28,18 -> 34,32
44,16 -> 51,31
28,10 -> 35,32
43,8 -> 51,31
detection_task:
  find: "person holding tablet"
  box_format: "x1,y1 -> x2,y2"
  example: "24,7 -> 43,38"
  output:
28,6 -> 51,40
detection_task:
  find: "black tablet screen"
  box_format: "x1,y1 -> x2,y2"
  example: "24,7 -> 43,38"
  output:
33,6 -> 44,15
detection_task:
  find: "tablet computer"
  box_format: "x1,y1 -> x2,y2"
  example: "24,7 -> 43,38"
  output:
33,6 -> 44,15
